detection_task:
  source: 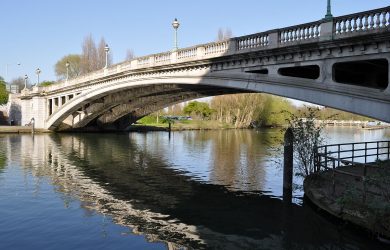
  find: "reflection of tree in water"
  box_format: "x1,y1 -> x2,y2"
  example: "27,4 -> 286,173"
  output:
9,133 -> 388,250
0,137 -> 6,173
184,129 -> 283,191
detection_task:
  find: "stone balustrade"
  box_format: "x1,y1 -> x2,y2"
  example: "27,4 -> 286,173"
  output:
236,32 -> 269,50
279,21 -> 322,44
334,6 -> 390,36
23,6 -> 390,96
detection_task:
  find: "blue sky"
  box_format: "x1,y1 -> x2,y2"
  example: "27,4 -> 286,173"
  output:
0,0 -> 389,82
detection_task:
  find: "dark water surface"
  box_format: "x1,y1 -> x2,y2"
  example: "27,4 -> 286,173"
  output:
0,128 -> 389,250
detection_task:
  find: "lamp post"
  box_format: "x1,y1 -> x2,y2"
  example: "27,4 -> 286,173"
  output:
24,74 -> 28,89
66,61 -> 70,81
104,44 -> 110,69
172,18 -> 180,51
35,68 -> 41,86
325,0 -> 333,20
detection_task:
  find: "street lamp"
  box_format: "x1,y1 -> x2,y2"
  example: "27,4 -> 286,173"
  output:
66,61 -> 70,81
24,74 -> 28,89
325,0 -> 333,20
172,18 -> 180,51
104,44 -> 110,69
35,68 -> 41,86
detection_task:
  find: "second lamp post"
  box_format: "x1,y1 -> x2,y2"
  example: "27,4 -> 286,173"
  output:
172,18 -> 180,51
35,68 -> 41,86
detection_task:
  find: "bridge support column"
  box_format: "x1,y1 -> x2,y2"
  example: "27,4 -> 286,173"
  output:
283,128 -> 294,203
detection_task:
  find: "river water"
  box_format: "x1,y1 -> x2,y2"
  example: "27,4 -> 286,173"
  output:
0,127 -> 389,250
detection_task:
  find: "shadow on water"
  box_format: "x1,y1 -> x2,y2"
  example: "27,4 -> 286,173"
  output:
8,132 -> 389,249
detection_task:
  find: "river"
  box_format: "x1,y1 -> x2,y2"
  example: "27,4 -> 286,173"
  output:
0,127 -> 389,249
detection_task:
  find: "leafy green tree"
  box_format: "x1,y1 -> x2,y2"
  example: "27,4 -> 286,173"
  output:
55,54 -> 82,80
183,101 -> 214,119
257,96 -> 294,127
39,81 -> 55,87
0,81 -> 9,104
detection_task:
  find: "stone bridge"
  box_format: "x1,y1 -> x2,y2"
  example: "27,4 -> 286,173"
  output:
16,6 -> 390,131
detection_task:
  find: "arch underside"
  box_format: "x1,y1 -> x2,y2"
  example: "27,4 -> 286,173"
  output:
55,84 -> 250,131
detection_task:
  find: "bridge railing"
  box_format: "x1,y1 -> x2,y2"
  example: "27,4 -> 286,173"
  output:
279,20 -> 322,45
334,6 -> 390,38
24,6 -> 390,95
314,141 -> 390,198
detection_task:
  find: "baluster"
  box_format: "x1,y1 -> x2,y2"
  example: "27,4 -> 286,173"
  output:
358,16 -> 363,31
315,25 -> 320,37
293,29 -> 298,41
305,27 -> 310,39
376,13 -> 381,28
353,17 -> 358,31
299,28 -> 303,40
342,20 -> 347,33
295,28 -> 299,41
369,14 -> 375,29
382,12 -> 387,27
347,19 -> 352,32
388,11 -> 390,26
364,15 -> 369,30
260,36 -> 264,46
310,25 -> 314,38
336,21 -> 341,34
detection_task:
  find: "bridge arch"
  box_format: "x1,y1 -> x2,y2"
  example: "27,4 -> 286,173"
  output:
45,68 -> 390,131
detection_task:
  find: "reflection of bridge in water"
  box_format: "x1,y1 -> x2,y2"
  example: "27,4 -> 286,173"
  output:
6,133 -> 386,249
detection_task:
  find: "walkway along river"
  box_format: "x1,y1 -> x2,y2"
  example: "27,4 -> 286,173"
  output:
0,128 -> 389,249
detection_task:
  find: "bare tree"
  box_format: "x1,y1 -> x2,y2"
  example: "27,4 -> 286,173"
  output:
80,34 -> 112,74
125,49 -> 135,61
217,28 -> 233,41
97,38 -> 112,68
81,34 -> 98,74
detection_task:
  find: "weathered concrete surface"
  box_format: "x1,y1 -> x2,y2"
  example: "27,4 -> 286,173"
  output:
304,165 -> 390,239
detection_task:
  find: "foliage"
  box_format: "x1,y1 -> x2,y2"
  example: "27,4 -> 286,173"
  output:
138,115 -> 159,125
55,54 -> 82,80
211,93 -> 294,128
40,81 -> 55,87
284,106 -> 327,177
0,82 -> 8,104
256,95 -> 294,127
183,101 -> 214,120
299,106 -> 371,121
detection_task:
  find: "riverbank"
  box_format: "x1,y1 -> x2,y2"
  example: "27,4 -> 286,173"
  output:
304,164 -> 390,240
0,126 -> 50,133
132,120 -> 236,131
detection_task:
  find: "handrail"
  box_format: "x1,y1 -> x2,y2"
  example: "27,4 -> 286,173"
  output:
314,140 -> 390,197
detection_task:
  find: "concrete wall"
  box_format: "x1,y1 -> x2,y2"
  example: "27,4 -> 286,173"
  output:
7,94 -> 22,125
